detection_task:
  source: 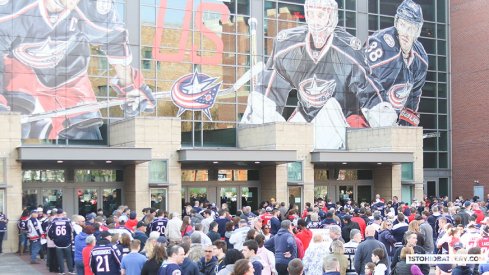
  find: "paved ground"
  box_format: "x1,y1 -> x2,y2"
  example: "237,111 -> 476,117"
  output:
0,253 -> 51,275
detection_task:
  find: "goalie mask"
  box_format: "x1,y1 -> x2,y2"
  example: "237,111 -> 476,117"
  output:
395,0 -> 423,55
305,0 -> 338,47
51,0 -> 80,10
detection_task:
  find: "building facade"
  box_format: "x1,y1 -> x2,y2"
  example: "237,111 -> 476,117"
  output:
0,0 -> 449,252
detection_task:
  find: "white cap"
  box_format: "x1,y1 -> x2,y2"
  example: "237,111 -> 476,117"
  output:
37,207 -> 43,212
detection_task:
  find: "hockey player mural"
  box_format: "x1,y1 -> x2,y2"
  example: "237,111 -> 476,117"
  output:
366,0 -> 428,127
0,0 -> 156,140
241,0 -> 428,150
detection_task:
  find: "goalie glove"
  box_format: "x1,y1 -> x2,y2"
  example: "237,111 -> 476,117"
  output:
362,102 -> 398,127
399,107 -> 420,126
111,70 -> 156,117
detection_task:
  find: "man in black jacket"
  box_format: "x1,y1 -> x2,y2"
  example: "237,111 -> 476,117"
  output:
354,225 -> 390,275
341,215 -> 360,243
391,231 -> 430,275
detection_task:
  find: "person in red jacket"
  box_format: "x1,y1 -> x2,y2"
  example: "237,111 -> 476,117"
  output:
472,203 -> 485,224
82,235 -> 96,275
351,209 -> 366,239
125,211 -> 138,232
295,219 -> 313,250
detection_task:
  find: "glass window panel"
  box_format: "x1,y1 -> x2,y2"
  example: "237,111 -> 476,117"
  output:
141,5 -> 156,25
287,162 -> 303,182
41,189 -> 62,210
338,185 -> 353,204
337,0 -> 345,9
438,115 -> 447,130
424,153 -> 437,168
401,185 -> 413,203
314,169 -> 329,181
288,186 -> 303,213
419,114 -> 436,129
220,187 -> 237,214
421,22 -> 435,38
150,188 -> 168,211
22,170 -> 65,183
0,159 -> 4,184
23,189 -> 38,210
438,99 -> 447,114
335,169 -> 358,181
423,82 -> 436,97
439,178 -> 449,197
357,186 -> 372,204
418,98 -> 437,113
78,189 -> 98,217
369,15 -> 378,31
141,0 -> 155,5
437,0 -> 446,23
358,170 -> 373,180
345,0 -> 356,10
438,83 -> 447,98
149,160 -> 168,183
369,0 -> 378,13
182,170 -> 209,181
438,73 -> 447,83
423,135 -> 437,151
379,0 -> 401,16
437,24 -> 446,40
237,0 -> 250,15
402,163 -> 414,181
314,186 -> 329,201
419,0 -> 435,22
438,41 -> 447,56
103,189 -> 121,217
345,12 -> 356,28
418,38 -> 436,55
242,187 -> 258,211
426,72 -> 436,82
75,170 -> 120,182
379,15 -> 393,29
439,153 -> 448,168
428,55 -> 436,71
202,123 -> 237,147
439,131 -> 448,151
438,56 -> 447,71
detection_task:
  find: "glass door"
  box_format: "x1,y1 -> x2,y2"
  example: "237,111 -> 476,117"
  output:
357,185 -> 372,204
41,189 -> 62,210
77,188 -> 98,217
220,187 -> 238,214
241,187 -> 258,211
103,189 -> 121,217
288,186 -> 303,213
338,185 -> 353,205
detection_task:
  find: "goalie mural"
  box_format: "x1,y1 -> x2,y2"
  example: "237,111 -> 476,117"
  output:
241,0 -> 428,150
0,0 -> 155,140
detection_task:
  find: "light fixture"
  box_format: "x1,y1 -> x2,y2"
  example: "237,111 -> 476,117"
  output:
342,162 -> 347,165
377,162 -> 382,165
106,160 -> 112,164
213,161 -> 219,164
254,161 -> 261,164
57,160 -> 63,163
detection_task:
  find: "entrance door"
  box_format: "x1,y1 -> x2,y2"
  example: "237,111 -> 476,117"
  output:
220,187 -> 238,214
338,185 -> 353,204
357,185 -> 372,204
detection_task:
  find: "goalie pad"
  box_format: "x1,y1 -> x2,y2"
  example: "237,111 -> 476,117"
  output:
399,107 -> 420,126
362,102 -> 398,127
241,91 -> 285,124
111,70 -> 156,117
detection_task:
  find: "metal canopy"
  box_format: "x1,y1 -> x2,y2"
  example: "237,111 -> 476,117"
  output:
311,150 -> 414,164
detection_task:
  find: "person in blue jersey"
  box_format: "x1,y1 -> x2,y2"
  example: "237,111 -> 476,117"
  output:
366,0 -> 428,127
48,208 -> 75,274
158,245 -> 185,275
149,210 -> 169,237
90,231 -> 122,275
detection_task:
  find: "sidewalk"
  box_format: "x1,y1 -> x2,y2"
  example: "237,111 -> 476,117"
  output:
0,253 -> 50,275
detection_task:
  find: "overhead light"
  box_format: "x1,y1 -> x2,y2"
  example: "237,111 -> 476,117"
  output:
254,161 -> 261,164
342,162 -> 347,165
377,162 -> 382,165
213,161 -> 219,164
57,160 -> 63,164
106,160 -> 112,164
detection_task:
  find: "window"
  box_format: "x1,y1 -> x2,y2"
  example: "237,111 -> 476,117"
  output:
22,170 -> 65,183
75,170 -> 122,182
0,189 -> 4,213
150,188 -> 168,211
149,160 -> 168,184
401,163 -> 414,181
287,162 -> 303,182
0,159 -> 4,184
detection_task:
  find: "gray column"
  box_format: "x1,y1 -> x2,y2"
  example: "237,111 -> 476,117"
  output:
356,0 -> 369,43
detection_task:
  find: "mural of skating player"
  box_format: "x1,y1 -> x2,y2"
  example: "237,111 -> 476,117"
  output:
241,0 -> 397,149
0,0 -> 156,140
365,0 -> 428,127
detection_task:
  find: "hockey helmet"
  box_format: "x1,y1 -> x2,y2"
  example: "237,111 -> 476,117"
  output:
304,0 -> 338,35
395,0 -> 424,25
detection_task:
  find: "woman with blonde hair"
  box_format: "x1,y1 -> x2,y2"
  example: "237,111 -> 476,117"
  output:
330,240 -> 348,275
307,212 -> 321,229
303,234 -> 330,275
408,220 -> 425,247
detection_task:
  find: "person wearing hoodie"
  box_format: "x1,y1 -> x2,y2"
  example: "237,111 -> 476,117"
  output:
179,242 -> 199,275
217,249 -> 244,275
295,219 -> 313,250
74,225 -> 95,275
229,220 -> 251,251
125,211 -> 138,232
199,244 -> 218,275
264,220 -> 297,275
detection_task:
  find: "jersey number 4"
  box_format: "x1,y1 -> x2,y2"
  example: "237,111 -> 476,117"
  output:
367,42 -> 383,62
96,255 -> 110,272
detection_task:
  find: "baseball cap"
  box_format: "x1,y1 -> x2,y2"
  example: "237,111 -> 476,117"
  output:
265,207 -> 273,212
137,221 -> 146,228
453,242 -> 464,250
86,213 -> 96,221
464,201 -> 471,207
47,210 -> 51,215
57,208 -> 64,214
343,214 -> 352,220
37,207 -> 43,212
100,231 -> 112,238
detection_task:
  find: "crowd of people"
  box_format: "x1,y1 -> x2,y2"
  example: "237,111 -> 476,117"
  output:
10,193 -> 489,275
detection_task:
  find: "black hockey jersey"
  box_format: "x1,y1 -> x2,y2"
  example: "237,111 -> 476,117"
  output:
90,240 -> 122,275
260,26 -> 384,122
149,217 -> 168,237
0,0 -> 131,89
366,27 -> 428,113
47,217 -> 73,248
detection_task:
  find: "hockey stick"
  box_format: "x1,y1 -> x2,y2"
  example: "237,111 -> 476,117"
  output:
20,62 -> 264,124
243,17 -> 259,122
